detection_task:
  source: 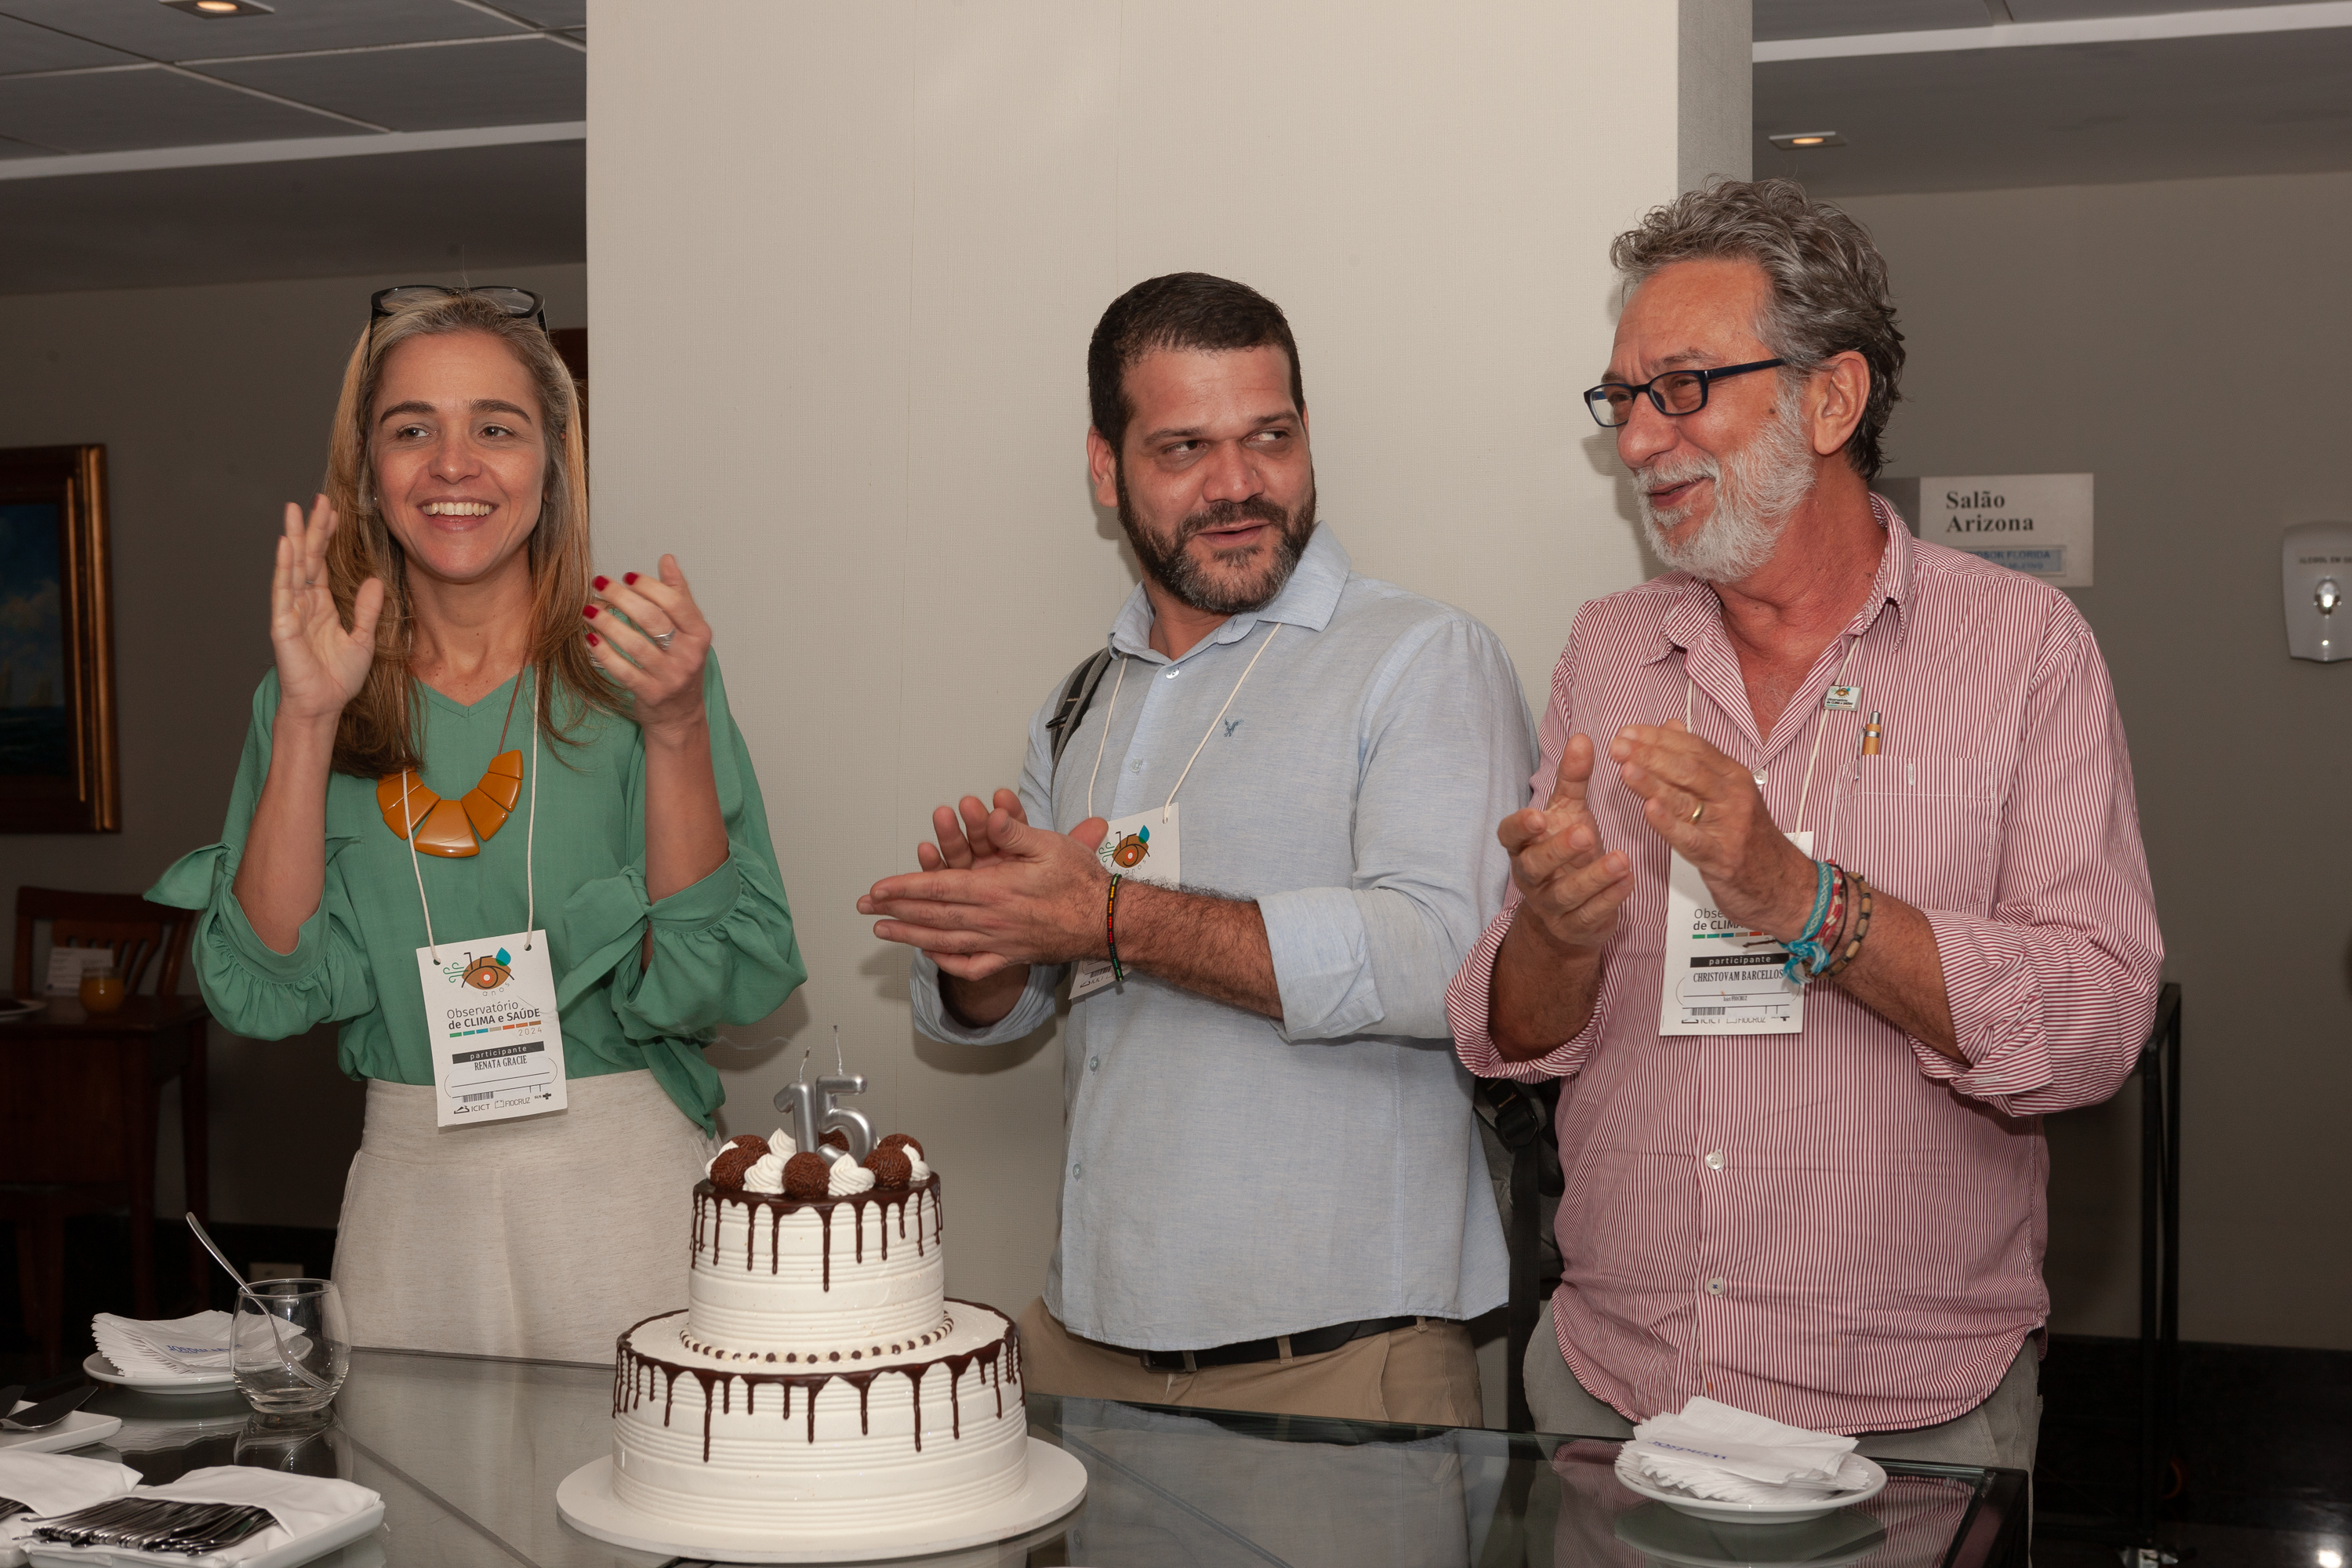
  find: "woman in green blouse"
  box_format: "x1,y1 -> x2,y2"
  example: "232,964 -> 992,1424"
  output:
151,287 -> 803,1360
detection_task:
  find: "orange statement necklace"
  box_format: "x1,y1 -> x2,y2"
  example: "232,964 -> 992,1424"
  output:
376,676 -> 527,858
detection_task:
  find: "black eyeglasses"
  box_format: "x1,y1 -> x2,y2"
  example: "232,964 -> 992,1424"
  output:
368,285 -> 546,334
1583,358 -> 1785,427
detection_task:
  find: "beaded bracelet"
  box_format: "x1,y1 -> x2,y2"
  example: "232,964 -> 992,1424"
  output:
1820,873 -> 1875,979
1105,873 -> 1125,983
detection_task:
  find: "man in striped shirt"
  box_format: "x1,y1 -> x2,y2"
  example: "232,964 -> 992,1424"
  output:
1447,180 -> 2162,1468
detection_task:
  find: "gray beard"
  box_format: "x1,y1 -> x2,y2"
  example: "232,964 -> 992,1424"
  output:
1636,382 -> 1817,583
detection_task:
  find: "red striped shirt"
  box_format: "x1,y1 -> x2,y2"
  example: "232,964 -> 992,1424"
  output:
1447,499 -> 2163,1433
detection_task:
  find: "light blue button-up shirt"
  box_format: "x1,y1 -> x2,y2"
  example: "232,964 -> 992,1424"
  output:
912,528 -> 1532,1350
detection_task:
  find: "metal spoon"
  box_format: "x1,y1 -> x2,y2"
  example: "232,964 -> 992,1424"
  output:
185,1212 -> 333,1392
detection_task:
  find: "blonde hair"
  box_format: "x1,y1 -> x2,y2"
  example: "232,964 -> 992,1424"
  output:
320,292 -> 619,777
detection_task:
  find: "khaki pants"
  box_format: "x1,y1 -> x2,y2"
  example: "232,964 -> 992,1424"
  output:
1523,1299 -> 2042,1468
1018,1298 -> 1483,1427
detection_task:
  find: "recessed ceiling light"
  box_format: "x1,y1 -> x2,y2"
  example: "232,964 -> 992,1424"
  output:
161,0 -> 275,15
1769,131 -> 1847,150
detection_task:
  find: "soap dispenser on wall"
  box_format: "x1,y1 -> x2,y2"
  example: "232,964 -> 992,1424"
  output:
2283,521 -> 2352,662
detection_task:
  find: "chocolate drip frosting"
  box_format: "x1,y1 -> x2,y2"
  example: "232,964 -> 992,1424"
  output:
613,1305 -> 1022,1463
688,1174 -> 945,1290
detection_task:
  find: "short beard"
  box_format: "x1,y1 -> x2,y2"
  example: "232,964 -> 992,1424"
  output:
1115,466 -> 1318,616
1636,379 -> 1817,583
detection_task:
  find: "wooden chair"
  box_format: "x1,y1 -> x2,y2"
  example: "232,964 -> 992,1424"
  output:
2,888 -> 204,1373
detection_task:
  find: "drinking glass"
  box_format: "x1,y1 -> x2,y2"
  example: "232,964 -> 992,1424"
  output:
78,963 -> 125,1013
232,1279 -> 349,1417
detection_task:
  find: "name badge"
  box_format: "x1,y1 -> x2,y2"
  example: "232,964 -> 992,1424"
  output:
1824,686 -> 1861,711
1657,831 -> 1812,1036
416,928 -> 568,1126
1070,803 -> 1182,1001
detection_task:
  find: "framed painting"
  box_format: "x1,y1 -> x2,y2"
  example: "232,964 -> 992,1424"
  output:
0,445 -> 118,833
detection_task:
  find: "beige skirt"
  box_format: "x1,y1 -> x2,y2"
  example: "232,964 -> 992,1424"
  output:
331,1072 -> 712,1363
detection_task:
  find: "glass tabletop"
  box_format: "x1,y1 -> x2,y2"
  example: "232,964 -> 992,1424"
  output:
71,1348 -> 2026,1567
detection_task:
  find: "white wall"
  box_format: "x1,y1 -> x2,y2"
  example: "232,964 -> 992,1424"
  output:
587,0 -> 1746,1374
1842,172 -> 2352,1351
0,264 -> 586,1229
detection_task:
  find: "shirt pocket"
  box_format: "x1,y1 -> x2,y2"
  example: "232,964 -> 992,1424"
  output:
1832,755 -> 2000,915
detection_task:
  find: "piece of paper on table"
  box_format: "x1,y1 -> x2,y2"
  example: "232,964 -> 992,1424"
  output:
92,1311 -> 232,1379
42,949 -> 112,997
1618,1395 -> 1877,1505
0,1452 -> 143,1568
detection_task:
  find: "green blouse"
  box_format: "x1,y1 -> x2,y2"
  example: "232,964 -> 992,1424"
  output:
148,654 -> 804,1131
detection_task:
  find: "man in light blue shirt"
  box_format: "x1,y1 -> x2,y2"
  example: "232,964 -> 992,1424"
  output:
860,273 -> 1531,1425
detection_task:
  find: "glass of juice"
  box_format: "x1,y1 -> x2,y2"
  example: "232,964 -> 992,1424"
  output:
78,962 -> 125,1013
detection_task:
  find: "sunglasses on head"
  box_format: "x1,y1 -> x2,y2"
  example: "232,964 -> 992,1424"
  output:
368,285 -> 547,336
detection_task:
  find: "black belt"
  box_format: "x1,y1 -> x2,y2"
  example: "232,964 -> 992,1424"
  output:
1137,1315 -> 1422,1372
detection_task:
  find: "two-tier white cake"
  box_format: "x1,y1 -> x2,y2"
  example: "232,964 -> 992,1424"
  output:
608,1131 -> 1028,1534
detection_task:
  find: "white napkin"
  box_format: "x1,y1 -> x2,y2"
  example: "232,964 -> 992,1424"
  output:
90,1313 -> 232,1382
1617,1396 -> 1878,1505
0,1454 -> 143,1568
20,1467 -> 379,1568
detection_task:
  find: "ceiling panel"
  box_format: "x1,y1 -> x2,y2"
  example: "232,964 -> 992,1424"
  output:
0,13 -> 142,73
0,0 -> 522,61
1754,0 -> 1990,42
498,0 -> 584,27
1755,28 -> 2352,194
0,138 -> 583,292
193,35 -> 582,132
0,64 -> 364,151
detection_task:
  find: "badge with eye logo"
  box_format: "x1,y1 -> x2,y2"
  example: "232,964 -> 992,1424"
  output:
1110,825 -> 1151,869
463,948 -> 514,990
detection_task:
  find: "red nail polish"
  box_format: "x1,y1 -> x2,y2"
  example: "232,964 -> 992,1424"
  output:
592,575 -> 609,591
581,604 -> 598,619
585,631 -> 599,646
623,572 -> 639,585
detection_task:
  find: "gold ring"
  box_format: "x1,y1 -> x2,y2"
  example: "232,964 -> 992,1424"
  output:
1690,802 -> 1704,823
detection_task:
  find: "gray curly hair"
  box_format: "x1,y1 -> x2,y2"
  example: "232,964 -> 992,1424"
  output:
1610,178 -> 1904,481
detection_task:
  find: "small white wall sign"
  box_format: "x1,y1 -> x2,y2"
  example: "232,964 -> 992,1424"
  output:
1918,474 -> 2093,586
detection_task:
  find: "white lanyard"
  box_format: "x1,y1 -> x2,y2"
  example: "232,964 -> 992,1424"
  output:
1084,622 -> 1283,823
1068,622 -> 1282,1004
402,670 -> 539,961
1657,639 -> 1860,1038
1682,631 -> 1857,843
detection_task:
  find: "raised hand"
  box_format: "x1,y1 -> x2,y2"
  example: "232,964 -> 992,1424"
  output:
270,495 -> 383,724
1610,719 -> 1817,938
583,554 -> 711,742
1499,731 -> 1634,956
915,789 -> 1032,874
859,808 -> 1110,982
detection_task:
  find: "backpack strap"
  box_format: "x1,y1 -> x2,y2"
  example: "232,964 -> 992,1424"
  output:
1045,648 -> 1117,782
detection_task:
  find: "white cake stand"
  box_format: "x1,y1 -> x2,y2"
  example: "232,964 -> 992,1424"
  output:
555,1439 -> 1087,1564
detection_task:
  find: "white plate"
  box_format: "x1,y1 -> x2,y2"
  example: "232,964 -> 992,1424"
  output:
1613,1499 -> 1889,1565
0,1407 -> 123,1456
24,1500 -> 382,1568
82,1352 -> 234,1396
0,999 -> 46,1022
1613,1450 -> 1887,1525
556,1437 -> 1088,1563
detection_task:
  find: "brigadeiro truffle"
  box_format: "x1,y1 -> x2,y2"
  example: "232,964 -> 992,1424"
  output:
724,1133 -> 768,1156
710,1145 -> 761,1190
864,1148 -> 913,1189
818,1128 -> 848,1152
784,1152 -> 833,1199
877,1133 -> 925,1159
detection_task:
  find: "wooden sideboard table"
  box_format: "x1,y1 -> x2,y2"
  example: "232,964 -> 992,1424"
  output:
0,993 -> 210,1371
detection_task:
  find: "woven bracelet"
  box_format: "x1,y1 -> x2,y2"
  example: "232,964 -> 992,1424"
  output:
1105,873 -> 1124,983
